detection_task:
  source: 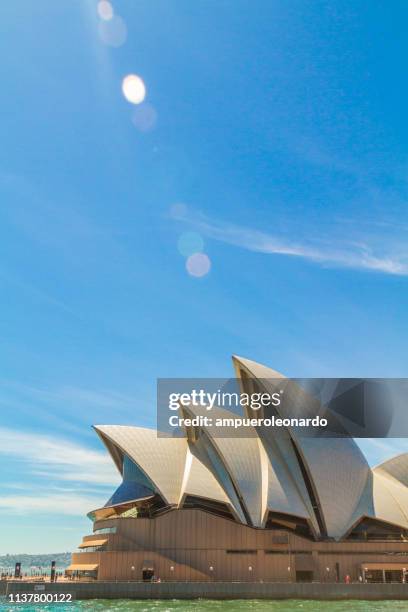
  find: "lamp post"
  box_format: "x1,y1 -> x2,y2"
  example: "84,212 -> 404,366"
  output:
326,566 -> 330,583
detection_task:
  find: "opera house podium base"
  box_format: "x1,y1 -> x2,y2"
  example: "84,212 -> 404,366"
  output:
70,510 -> 408,584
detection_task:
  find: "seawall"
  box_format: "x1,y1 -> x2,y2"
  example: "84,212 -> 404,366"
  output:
3,580 -> 408,600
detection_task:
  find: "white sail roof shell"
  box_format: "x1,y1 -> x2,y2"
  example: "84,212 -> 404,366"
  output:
95,425 -> 187,505
93,357 -> 408,540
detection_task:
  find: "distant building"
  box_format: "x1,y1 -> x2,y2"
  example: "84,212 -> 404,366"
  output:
67,356 -> 408,584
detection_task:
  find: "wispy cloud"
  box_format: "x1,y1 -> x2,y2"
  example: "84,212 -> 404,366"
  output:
3,381 -> 137,413
0,494 -> 103,516
0,427 -> 120,516
173,209 -> 408,276
0,380 -> 139,435
0,427 -> 119,486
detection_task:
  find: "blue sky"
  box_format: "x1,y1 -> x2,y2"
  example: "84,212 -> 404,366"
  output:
1,0 -> 408,554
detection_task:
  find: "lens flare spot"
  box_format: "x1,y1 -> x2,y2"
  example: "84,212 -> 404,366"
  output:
132,103 -> 157,132
186,253 -> 211,277
98,15 -> 127,47
97,0 -> 113,20
122,74 -> 146,105
178,232 -> 204,257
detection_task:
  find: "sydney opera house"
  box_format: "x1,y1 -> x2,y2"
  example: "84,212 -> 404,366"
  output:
68,356 -> 408,583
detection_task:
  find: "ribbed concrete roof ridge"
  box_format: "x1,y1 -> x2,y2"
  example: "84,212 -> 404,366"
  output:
232,354 -> 284,379
189,433 -> 247,524
259,435 -> 312,522
183,403 -> 264,526
179,447 -> 234,508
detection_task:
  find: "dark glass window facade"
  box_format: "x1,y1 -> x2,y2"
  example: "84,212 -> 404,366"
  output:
104,455 -> 156,507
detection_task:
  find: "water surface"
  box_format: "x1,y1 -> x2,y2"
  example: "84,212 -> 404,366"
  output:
1,599 -> 407,612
